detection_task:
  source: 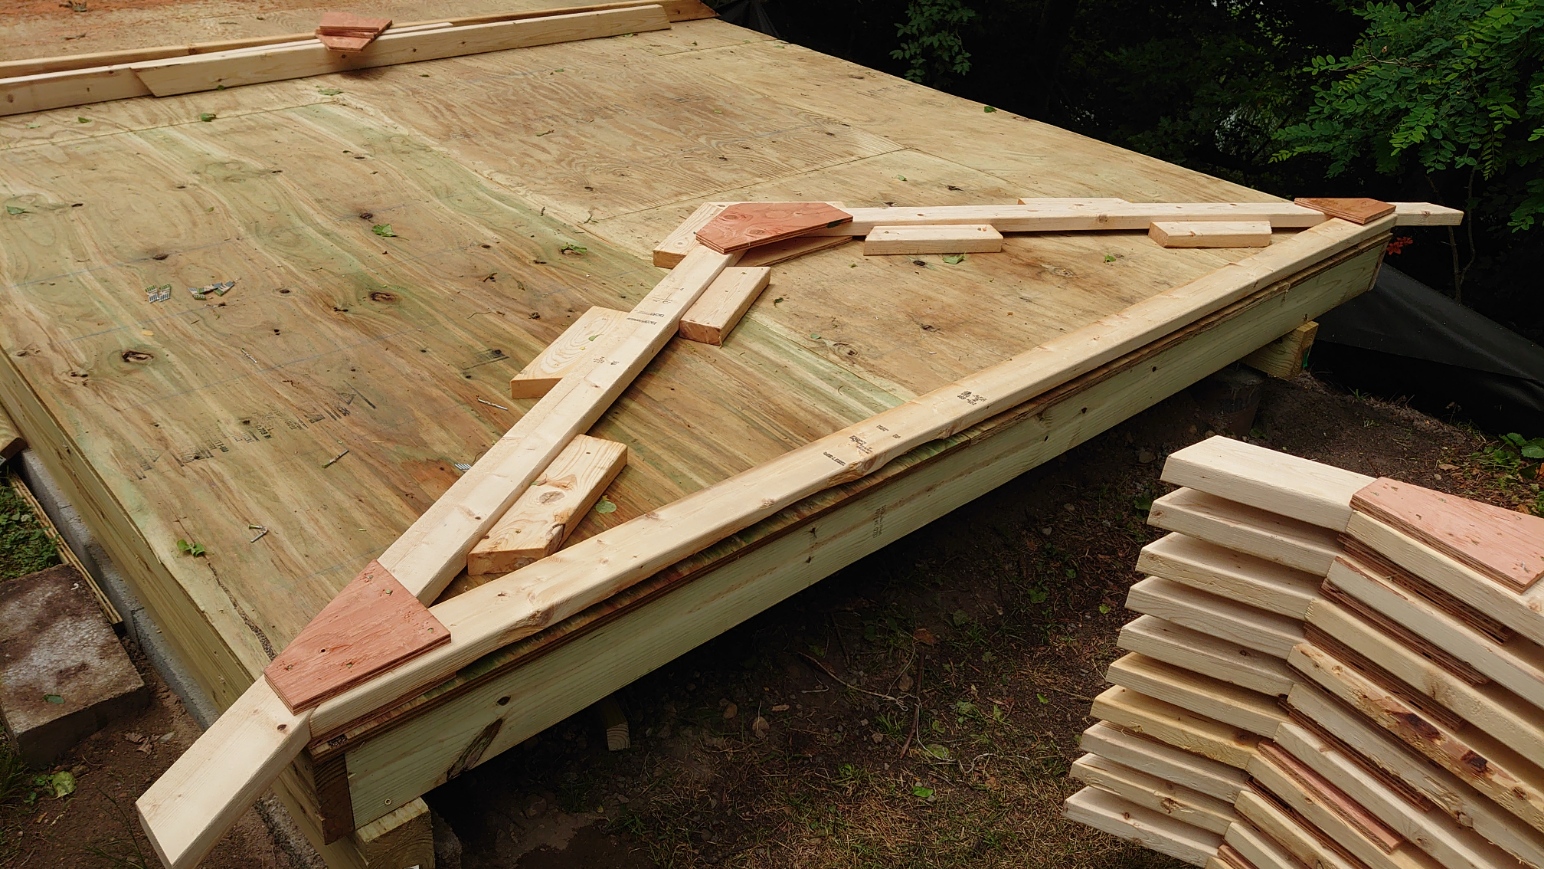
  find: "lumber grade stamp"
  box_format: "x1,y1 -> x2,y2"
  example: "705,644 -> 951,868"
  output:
264,561 -> 449,713
694,201 -> 853,253
1351,476 -> 1544,592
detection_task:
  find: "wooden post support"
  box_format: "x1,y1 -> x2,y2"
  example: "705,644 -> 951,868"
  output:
0,402 -> 23,460
1241,321 -> 1318,379
356,798 -> 434,869
594,695 -> 630,751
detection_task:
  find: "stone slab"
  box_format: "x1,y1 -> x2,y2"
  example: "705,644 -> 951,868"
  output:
0,564 -> 147,766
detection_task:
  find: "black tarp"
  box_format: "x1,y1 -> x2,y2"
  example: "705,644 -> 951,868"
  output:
1310,263 -> 1544,435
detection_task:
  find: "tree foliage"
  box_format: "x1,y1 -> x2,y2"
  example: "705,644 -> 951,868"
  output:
1275,0 -> 1544,230
891,0 -> 978,85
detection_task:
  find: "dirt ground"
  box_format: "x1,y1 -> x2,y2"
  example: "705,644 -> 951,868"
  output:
0,368 -> 1538,868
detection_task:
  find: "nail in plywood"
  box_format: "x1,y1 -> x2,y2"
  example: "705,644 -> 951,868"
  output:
1162,436 -> 1372,531
862,224 -> 1004,255
1147,488 -> 1341,576
694,202 -> 852,254
1150,221 -> 1272,249
264,561 -> 449,712
1352,477 -> 1544,592
1091,685 -> 1261,770
678,266 -> 771,346
1063,786 -> 1223,867
1126,577 -> 1303,659
1295,198 -> 1396,225
510,307 -> 628,400
1241,322 -> 1318,380
467,435 -> 627,578
1137,533 -> 1320,620
315,13 -> 392,51
1080,721 -> 1247,803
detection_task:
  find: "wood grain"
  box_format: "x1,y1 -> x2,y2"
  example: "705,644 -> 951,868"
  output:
1295,198 -> 1395,225
863,224 -> 1003,255
1162,436 -> 1372,531
1149,221 -> 1271,248
1064,787 -> 1223,867
466,435 -> 626,577
264,561 -> 450,712
510,307 -> 628,399
1147,488 -> 1341,576
1241,321 -> 1317,380
694,202 -> 852,253
1352,477 -> 1544,591
1080,721 -> 1246,803
678,266 -> 771,345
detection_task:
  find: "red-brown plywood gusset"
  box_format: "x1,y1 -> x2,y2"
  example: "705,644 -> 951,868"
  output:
263,561 -> 449,712
1351,477 -> 1544,592
694,202 -> 852,253
1293,198 -> 1395,226
316,12 -> 393,51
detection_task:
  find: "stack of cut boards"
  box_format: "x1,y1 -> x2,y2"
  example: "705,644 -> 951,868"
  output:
1064,435 -> 1544,869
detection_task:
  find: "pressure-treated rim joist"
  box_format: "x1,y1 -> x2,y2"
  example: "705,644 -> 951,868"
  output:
137,198 -> 1457,868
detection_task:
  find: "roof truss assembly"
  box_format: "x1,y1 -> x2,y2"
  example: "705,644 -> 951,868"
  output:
133,194 -> 1459,867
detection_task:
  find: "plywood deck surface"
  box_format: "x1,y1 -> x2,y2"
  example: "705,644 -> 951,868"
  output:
3,0 -> 1293,771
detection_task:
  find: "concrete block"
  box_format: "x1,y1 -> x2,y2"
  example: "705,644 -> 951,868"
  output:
0,564 -> 147,766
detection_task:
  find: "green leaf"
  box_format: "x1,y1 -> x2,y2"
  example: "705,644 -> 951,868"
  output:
5,206 -> 26,215
317,87 -> 343,96
594,497 -> 617,515
983,105 -> 997,113
46,771 -> 75,798
912,785 -> 935,798
922,744 -> 951,760
942,253 -> 965,264
76,117 -> 90,124
44,694 -> 63,704
1103,254 -> 1117,263
198,112 -> 217,122
896,175 -> 908,181
372,224 -> 396,238
1523,444 -> 1544,459
1098,603 -> 1111,615
1036,693 -> 1049,704
560,243 -> 587,255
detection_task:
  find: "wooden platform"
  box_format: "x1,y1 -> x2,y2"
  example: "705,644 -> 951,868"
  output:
0,3 -> 1389,866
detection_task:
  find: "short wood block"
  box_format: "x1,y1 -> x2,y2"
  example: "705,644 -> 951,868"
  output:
1295,198 -> 1396,225
315,12 -> 392,51
0,564 -> 148,766
862,224 -> 1003,255
1064,786 -> 1223,867
264,561 -> 449,712
467,435 -> 627,578
1352,477 -> 1544,591
695,202 -> 851,254
1242,321 -> 1318,380
0,402 -> 23,460
1079,721 -> 1247,803
356,798 -> 433,868
510,306 -> 627,399
1147,487 -> 1341,576
678,266 -> 771,345
1150,221 -> 1272,248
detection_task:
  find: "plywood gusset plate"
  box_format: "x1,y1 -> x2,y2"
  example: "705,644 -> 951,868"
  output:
694,202 -> 853,253
1294,198 -> 1396,225
139,197 -> 1459,869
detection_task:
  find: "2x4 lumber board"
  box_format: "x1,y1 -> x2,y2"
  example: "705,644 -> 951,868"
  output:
1242,322 -> 1318,380
1081,722 -> 1247,803
1274,722 -> 1522,869
466,435 -> 628,578
1207,844 -> 1254,869
1325,556 -> 1544,712
694,202 -> 852,254
1119,615 -> 1295,697
1092,686 -> 1261,769
128,6 -> 673,98
1162,436 -> 1372,531
1150,221 -> 1272,249
1231,791 -> 1360,869
138,244 -> 736,869
1286,683 -> 1544,869
1346,512 -> 1544,647
1307,597 -> 1544,764
1250,743 -> 1410,860
678,266 -> 772,346
1148,488 -> 1341,576
862,224 -> 1004,255
355,798 -> 433,869
0,0 -> 716,78
264,562 -> 450,712
327,237 -> 1388,828
1138,532 -> 1321,620
801,202 -> 1332,235
1126,577 -> 1304,659
1071,753 -> 1237,835
1352,478 -> 1544,592
510,307 -> 628,400
1064,786 -> 1223,867
1390,202 -> 1464,226
147,217 -> 1385,854
1289,642 -> 1544,835
1247,759 -> 1420,869
1107,653 -> 1287,738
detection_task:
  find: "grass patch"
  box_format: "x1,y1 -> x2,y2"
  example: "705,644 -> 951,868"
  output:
0,476 -> 59,581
